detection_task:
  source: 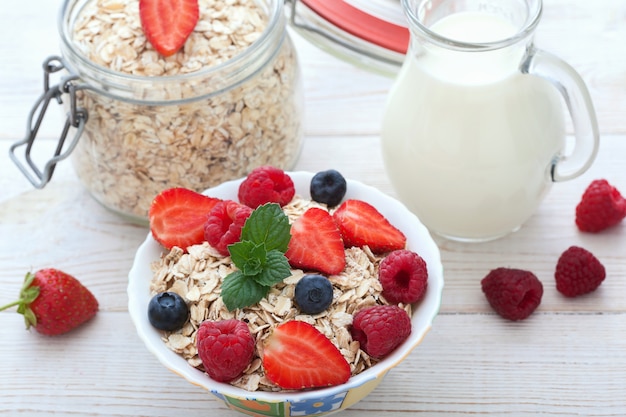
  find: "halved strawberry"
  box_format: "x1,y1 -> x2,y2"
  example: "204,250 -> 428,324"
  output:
149,187 -> 220,250
262,321 -> 351,390
139,0 -> 200,57
285,207 -> 346,275
332,199 -> 406,254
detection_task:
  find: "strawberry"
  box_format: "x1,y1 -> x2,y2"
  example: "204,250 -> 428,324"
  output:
332,199 -> 407,254
262,320 -> 351,389
139,0 -> 200,57
0,269 -> 98,336
285,207 -> 346,275
149,187 -> 221,250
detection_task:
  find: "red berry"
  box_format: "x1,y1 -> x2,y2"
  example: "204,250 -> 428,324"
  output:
350,305 -> 412,359
481,268 -> 543,321
575,179 -> 626,232
285,207 -> 346,275
238,166 -> 295,209
204,200 -> 253,256
378,250 -> 428,304
139,0 -> 199,57
262,321 -> 351,389
149,187 -> 221,251
196,319 -> 255,383
0,269 -> 98,336
332,199 -> 406,254
555,246 -> 606,297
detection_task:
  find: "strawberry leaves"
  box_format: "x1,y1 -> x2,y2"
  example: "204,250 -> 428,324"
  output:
221,204 -> 292,311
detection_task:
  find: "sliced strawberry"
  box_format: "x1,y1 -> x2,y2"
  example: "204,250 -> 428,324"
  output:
149,187 -> 220,250
262,321 -> 351,390
139,0 -> 199,57
285,207 -> 346,275
332,199 -> 406,254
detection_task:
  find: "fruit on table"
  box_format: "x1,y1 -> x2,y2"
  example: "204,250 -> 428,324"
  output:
139,0 -> 200,57
555,246 -> 606,297
378,249 -> 428,304
285,207 -> 346,275
149,187 -> 220,250
262,320 -> 351,389
196,319 -> 255,382
0,268 -> 98,336
148,292 -> 190,331
350,305 -> 412,359
310,169 -> 347,207
294,274 -> 334,315
204,200 -> 253,256
333,199 -> 407,254
575,179 -> 626,232
481,268 -> 543,321
238,166 -> 296,209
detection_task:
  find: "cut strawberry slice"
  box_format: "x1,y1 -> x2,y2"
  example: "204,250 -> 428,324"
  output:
149,187 -> 220,250
139,0 -> 200,57
285,207 -> 346,275
262,321 -> 351,390
333,199 -> 406,254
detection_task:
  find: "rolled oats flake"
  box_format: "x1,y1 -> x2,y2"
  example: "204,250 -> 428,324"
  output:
150,197 -> 408,392
68,0 -> 302,221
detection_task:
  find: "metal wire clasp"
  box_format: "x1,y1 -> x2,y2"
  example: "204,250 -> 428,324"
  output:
9,56 -> 88,189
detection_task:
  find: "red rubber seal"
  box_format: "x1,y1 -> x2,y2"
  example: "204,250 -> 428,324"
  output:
301,0 -> 409,53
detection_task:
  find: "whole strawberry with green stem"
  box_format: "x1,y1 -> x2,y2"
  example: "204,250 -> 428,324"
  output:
0,268 -> 98,336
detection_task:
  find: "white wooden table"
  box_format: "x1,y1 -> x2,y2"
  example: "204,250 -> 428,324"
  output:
2,1 -> 626,416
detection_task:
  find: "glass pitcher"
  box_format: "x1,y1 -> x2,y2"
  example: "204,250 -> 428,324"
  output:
381,0 -> 599,241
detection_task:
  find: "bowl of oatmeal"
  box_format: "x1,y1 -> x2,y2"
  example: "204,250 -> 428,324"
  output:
128,171 -> 444,416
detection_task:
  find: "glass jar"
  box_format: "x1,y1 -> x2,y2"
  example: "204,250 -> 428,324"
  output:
286,0 -> 408,77
11,0 -> 304,224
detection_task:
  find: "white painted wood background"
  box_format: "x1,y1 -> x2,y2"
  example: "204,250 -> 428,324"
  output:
1,0 -> 625,415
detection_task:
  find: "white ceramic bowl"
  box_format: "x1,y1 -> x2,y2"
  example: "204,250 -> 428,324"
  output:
128,171 -> 444,417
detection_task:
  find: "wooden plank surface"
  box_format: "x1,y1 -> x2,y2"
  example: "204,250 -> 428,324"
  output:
1,0 -> 626,416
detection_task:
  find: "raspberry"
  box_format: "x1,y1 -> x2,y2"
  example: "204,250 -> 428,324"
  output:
350,305 -> 412,359
481,268 -> 543,321
575,179 -> 626,232
555,246 -> 606,297
238,166 -> 295,209
204,200 -> 253,256
378,249 -> 428,304
196,319 -> 255,382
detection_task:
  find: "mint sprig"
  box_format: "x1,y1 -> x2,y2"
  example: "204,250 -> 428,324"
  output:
221,203 -> 292,311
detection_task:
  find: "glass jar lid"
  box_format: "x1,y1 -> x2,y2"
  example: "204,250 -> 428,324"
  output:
287,0 -> 408,77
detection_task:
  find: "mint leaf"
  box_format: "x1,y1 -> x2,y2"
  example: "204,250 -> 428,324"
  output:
222,202 -> 293,311
240,203 -> 291,252
229,241 -> 266,276
221,271 -> 268,311
254,250 -> 292,287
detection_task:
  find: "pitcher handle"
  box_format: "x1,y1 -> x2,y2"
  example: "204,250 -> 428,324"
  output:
521,46 -> 600,182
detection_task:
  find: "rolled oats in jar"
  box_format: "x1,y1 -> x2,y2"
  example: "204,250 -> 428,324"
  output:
13,0 -> 304,224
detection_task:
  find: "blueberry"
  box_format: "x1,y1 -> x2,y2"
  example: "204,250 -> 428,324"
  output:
310,169 -> 347,207
294,274 -> 334,315
148,292 -> 189,331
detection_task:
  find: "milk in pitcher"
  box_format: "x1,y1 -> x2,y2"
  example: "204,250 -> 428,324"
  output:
381,12 -> 565,240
